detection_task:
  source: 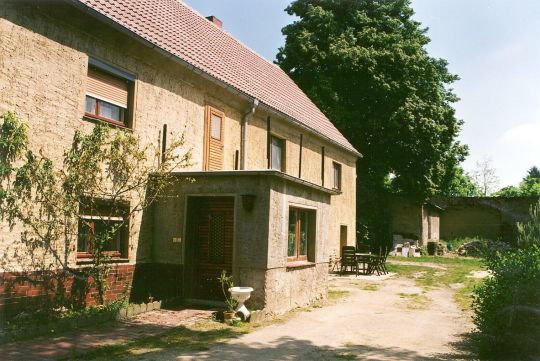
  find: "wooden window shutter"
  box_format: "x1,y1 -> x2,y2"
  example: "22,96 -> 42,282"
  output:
204,106 -> 224,170
87,67 -> 129,108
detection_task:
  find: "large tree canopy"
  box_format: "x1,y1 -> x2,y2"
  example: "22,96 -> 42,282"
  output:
277,0 -> 468,240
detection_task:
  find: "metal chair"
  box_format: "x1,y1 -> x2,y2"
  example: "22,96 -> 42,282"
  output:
340,246 -> 358,276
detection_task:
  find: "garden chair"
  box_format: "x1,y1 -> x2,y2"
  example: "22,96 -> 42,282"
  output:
369,247 -> 389,276
340,246 -> 358,276
329,251 -> 341,272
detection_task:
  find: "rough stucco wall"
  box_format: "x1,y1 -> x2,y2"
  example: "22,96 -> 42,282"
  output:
389,198 -> 422,241
440,206 -> 502,241
1,4 -> 358,314
429,211 -> 440,241
264,263 -> 327,314
0,5 -> 247,268
247,115 -> 357,257
263,178 -> 331,313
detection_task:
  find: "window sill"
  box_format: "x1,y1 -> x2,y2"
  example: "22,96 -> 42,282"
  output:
83,114 -> 131,130
286,261 -> 316,270
76,258 -> 129,266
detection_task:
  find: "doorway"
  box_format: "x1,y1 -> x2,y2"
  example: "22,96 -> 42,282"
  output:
185,196 -> 234,301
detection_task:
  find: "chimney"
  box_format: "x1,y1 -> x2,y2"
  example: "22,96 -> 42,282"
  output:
205,15 -> 222,28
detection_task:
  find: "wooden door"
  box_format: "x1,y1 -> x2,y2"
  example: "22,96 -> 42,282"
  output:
204,106 -> 224,170
186,197 -> 234,301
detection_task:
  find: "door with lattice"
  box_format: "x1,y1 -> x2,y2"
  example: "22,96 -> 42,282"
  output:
186,196 -> 234,301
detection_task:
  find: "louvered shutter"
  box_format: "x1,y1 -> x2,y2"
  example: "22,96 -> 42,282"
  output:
87,67 -> 129,108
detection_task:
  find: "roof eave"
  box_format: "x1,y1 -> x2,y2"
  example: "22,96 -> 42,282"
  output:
65,0 -> 361,158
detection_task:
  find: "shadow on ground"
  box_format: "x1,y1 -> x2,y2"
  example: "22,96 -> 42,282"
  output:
129,331 -> 481,361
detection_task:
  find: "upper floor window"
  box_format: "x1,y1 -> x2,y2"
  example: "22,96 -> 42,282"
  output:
85,58 -> 134,127
333,162 -> 342,191
270,136 -> 285,172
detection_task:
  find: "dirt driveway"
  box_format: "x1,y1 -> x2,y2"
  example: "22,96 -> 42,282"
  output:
141,271 -> 475,361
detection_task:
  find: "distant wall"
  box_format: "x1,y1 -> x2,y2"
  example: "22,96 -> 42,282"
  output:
435,197 -> 538,243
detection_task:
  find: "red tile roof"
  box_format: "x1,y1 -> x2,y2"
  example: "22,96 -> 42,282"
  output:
71,0 -> 358,154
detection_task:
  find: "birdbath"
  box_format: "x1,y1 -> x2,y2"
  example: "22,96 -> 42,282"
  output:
228,286 -> 254,320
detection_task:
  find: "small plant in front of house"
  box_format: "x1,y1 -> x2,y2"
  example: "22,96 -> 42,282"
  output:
218,270 -> 237,324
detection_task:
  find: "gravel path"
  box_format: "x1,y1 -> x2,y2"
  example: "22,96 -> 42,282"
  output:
142,273 -> 475,361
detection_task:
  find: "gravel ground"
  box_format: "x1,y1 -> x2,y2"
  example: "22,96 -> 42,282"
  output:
140,272 -> 476,361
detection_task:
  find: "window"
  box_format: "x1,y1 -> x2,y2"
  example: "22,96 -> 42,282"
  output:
84,58 -> 134,127
77,200 -> 129,259
204,106 -> 225,170
333,162 -> 342,191
210,113 -> 222,140
270,136 -> 285,172
287,208 -> 315,262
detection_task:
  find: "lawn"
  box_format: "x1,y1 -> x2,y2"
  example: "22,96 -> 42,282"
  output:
386,256 -> 485,310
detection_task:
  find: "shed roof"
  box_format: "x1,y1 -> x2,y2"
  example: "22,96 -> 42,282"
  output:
69,0 -> 359,155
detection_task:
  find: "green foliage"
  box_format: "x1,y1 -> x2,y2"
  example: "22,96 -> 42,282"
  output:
438,166 -> 480,197
517,201 -> 540,248
472,203 -> 540,359
277,0 -> 467,242
472,247 -> 540,358
495,166 -> 540,197
0,111 -> 191,310
218,270 -> 237,312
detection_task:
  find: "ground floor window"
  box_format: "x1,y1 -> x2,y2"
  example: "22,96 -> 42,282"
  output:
77,200 -> 129,259
287,207 -> 316,262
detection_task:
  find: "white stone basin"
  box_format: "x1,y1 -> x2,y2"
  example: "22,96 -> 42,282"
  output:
228,286 -> 254,320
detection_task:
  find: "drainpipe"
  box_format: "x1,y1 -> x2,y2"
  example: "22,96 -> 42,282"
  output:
240,98 -> 259,170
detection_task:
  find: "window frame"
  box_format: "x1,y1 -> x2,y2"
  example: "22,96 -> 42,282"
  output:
333,162 -> 342,191
287,207 -> 314,263
270,135 -> 286,172
77,200 -> 129,260
84,59 -> 135,129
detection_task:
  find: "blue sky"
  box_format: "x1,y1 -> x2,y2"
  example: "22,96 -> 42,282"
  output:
183,0 -> 540,187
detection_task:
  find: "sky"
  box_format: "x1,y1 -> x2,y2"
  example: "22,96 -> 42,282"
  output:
183,0 -> 540,187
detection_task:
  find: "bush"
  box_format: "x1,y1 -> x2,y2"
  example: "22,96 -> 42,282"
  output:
473,201 -> 540,360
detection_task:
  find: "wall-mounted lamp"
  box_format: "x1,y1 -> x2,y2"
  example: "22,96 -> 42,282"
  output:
241,194 -> 256,212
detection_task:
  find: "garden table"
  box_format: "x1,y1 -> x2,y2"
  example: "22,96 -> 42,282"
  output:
355,253 -> 373,275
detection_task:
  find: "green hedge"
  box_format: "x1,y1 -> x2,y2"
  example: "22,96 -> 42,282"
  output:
473,246 -> 540,359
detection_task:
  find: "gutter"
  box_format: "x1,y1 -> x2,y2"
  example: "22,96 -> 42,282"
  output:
240,98 -> 259,170
65,0 -> 361,158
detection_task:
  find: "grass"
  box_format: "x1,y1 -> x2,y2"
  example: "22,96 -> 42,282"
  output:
397,292 -> 432,310
328,288 -> 350,300
387,256 -> 485,310
362,283 -> 380,291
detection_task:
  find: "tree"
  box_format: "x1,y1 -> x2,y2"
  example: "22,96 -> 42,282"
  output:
494,166 -> 540,197
0,111 -> 191,309
439,166 -> 480,197
520,166 -> 540,196
472,156 -> 500,196
276,0 -> 467,241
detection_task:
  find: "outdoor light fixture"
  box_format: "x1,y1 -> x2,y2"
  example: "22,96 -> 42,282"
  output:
241,194 -> 256,211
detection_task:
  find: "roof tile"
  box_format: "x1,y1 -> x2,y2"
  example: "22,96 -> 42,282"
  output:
74,0 -> 357,154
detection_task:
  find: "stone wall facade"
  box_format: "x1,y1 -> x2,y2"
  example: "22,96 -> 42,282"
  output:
0,3 -> 357,315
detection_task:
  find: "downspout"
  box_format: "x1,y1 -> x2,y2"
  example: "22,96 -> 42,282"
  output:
240,98 -> 259,170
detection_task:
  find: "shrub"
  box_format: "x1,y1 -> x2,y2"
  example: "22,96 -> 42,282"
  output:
473,201 -> 540,359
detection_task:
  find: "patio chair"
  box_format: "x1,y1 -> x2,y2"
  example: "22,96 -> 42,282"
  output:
369,247 -> 389,276
340,246 -> 358,276
356,243 -> 371,254
329,252 -> 341,272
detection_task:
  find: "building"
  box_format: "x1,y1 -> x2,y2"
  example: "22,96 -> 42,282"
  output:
0,0 -> 359,317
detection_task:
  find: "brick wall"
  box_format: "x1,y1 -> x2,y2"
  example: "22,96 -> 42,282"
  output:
0,264 -> 134,322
